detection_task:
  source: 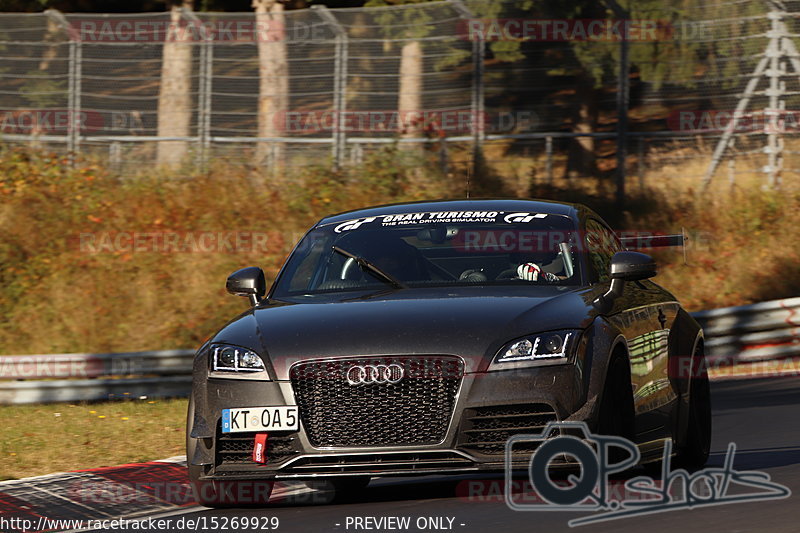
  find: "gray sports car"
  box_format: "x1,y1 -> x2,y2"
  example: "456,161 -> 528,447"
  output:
186,199 -> 711,507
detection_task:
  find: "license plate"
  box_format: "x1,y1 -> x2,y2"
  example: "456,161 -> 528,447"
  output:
221,406 -> 299,433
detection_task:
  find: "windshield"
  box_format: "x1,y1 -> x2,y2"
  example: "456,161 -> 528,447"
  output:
272,210 -> 582,297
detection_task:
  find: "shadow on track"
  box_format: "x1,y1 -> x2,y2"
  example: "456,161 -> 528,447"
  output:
265,469 -> 658,509
266,476 -> 473,508
707,445 -> 800,470
712,383 -> 800,411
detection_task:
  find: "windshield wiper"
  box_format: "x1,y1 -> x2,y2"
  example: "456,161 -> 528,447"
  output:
331,245 -> 407,289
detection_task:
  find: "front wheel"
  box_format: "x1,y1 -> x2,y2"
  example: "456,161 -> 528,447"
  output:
675,351 -> 712,470
597,354 -> 636,465
597,355 -> 636,440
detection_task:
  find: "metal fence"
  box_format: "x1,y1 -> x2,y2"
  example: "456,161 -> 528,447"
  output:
2,0 -> 800,191
0,297 -> 798,404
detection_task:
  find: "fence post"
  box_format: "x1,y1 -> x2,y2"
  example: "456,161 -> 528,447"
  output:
765,11 -> 787,189
616,17 -> 629,206
728,158 -> 735,189
473,36 -> 485,166
67,40 -> 76,159
439,138 -> 449,175
74,41 -> 82,158
109,141 -> 122,170
605,0 -> 629,207
545,135 -> 553,184
337,34 -> 349,168
312,5 -> 348,169
45,9 -> 80,163
350,141 -> 363,166
702,11 -> 786,191
203,42 -> 213,168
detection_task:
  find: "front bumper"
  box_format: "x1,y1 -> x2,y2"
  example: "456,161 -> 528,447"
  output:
189,364 -> 592,481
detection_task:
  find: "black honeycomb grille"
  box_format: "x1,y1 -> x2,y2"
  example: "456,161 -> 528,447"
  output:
289,356 -> 464,448
458,404 -> 558,455
215,423 -> 299,466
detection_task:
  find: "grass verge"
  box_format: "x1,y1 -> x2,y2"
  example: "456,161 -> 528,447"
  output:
1,144 -> 799,354
0,398 -> 187,480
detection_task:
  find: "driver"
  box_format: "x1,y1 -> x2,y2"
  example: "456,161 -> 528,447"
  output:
459,252 -> 565,283
516,262 -> 561,282
512,250 -> 566,282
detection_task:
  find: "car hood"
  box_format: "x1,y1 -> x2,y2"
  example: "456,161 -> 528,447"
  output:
211,285 -> 598,378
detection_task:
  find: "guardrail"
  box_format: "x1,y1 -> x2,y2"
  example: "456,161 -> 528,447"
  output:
0,350 -> 193,404
692,296 -> 800,366
0,297 -> 798,404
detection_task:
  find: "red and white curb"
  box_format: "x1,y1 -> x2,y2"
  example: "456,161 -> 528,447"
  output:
0,457 -> 314,533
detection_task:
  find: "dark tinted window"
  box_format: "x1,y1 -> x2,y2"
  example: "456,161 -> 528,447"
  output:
584,219 -> 622,282
273,210 -> 582,296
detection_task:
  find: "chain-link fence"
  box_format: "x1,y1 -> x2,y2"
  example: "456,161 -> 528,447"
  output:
1,0 -> 799,193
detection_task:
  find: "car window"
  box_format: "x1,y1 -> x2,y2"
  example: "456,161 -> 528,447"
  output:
286,233 -> 331,293
273,211 -> 583,295
585,219 -> 622,282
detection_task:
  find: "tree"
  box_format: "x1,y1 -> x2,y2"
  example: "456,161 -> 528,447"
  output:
396,40 -> 422,140
364,0 -> 431,144
156,0 -> 194,167
367,0 -> 534,142
550,0 -> 609,179
253,0 -> 288,171
545,0 -> 762,179
19,17 -> 64,147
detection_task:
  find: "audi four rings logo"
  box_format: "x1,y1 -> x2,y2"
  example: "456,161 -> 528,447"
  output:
346,364 -> 405,385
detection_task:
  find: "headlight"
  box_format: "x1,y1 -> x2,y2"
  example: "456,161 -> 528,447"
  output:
210,344 -> 266,372
490,329 -> 580,369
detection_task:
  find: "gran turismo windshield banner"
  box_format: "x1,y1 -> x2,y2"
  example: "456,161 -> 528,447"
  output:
330,211 -> 551,233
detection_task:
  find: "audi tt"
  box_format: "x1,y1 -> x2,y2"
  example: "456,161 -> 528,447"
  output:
186,199 -> 711,506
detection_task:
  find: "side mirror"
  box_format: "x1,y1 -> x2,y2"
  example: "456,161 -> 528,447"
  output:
593,252 -> 656,313
226,267 -> 266,307
610,251 -> 657,281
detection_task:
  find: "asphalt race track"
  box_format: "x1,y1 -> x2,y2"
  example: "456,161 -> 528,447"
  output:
98,377 -> 800,533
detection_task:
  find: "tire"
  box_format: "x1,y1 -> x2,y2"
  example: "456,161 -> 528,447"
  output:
675,351 -> 712,470
597,354 -> 636,440
597,354 -> 636,465
186,397 -> 274,508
